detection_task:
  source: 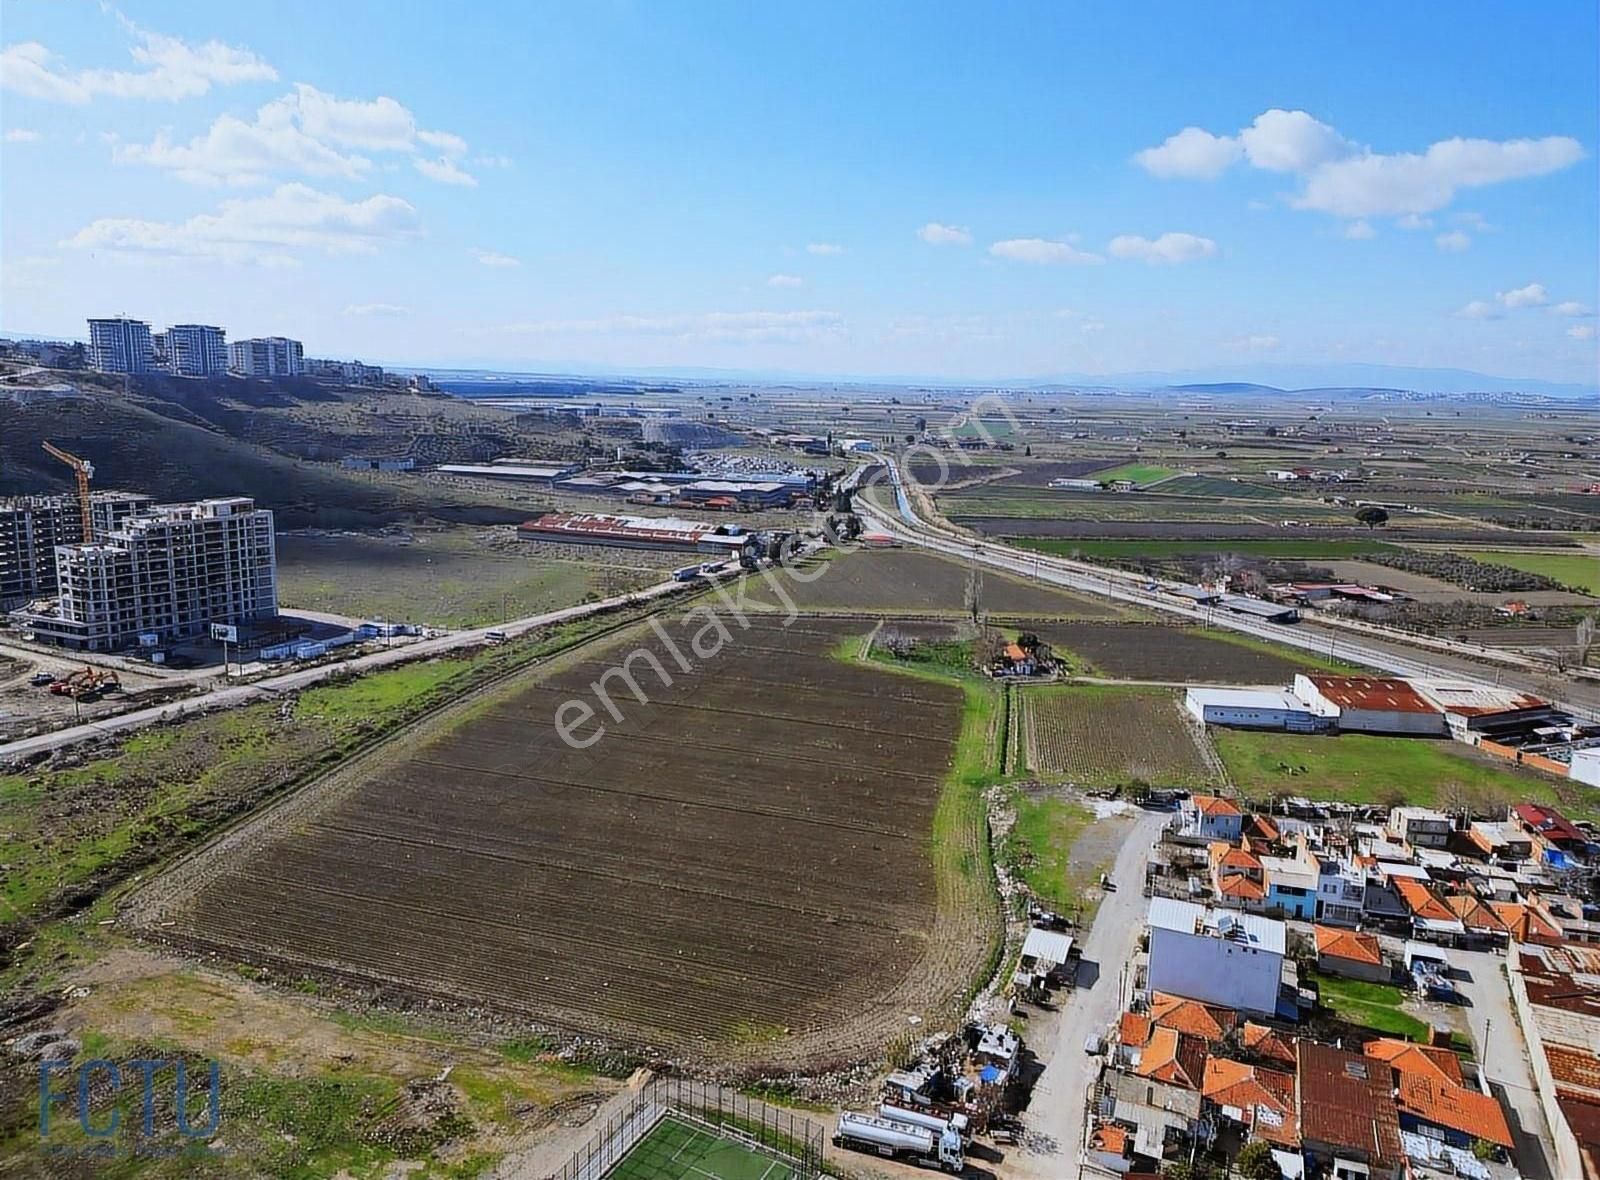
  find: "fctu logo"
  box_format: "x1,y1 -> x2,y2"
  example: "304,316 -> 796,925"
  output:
39,1058 -> 221,1141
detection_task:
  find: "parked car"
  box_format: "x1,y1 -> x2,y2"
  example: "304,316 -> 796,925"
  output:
30,671 -> 56,686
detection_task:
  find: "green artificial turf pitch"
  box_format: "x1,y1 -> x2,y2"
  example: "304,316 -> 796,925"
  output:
606,1117 -> 799,1180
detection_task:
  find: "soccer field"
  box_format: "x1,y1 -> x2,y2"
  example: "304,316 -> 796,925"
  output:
607,1117 -> 800,1180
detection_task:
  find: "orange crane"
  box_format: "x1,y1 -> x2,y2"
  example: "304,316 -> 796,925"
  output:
42,441 -> 94,541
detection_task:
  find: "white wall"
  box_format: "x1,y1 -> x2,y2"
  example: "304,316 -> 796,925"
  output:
1147,926 -> 1281,1015
1571,749 -> 1600,790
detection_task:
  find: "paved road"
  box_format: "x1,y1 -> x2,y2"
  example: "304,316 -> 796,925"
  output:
0,575 -> 694,762
859,457 -> 1600,719
1006,810 -> 1167,1180
1454,947 -> 1556,1180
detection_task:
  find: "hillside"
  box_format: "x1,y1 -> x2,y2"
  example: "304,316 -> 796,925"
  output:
0,374 -> 608,527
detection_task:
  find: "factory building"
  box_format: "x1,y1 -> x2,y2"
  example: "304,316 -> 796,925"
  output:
1184,687 -> 1326,732
517,511 -> 746,556
10,498 -> 278,651
0,492 -> 152,609
1292,674 -> 1447,735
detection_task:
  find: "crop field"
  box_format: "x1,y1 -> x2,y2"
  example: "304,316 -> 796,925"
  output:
133,620 -> 990,1066
1021,685 -> 1218,786
745,549 -> 1124,617
1011,536 -> 1399,558
1038,622 -> 1325,683
1088,462 -> 1178,485
276,525 -> 671,627
1463,550 -> 1600,595
1154,475 -> 1287,500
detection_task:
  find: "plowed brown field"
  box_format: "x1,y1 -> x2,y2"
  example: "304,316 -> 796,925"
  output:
131,619 -> 980,1069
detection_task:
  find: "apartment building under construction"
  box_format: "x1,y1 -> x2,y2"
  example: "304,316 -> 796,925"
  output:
0,491 -> 153,609
11,497 -> 278,651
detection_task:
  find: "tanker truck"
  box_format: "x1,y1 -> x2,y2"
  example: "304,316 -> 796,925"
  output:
833,1112 -> 964,1173
878,1104 -> 971,1145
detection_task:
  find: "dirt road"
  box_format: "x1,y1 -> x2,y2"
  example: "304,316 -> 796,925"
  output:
1004,809 -> 1167,1179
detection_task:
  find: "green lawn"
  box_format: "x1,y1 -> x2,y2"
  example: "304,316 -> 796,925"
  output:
1090,462 -> 1179,485
1463,549 -> 1600,594
1001,795 -> 1094,914
1211,729 -> 1568,810
608,1117 -> 798,1180
1314,972 -> 1430,1041
1012,537 -> 1397,560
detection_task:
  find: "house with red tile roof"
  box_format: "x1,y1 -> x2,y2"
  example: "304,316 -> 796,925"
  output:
1444,892 -> 1511,946
1241,1023 -> 1297,1068
1395,1068 -> 1515,1149
1393,877 -> 1468,939
1149,992 -> 1238,1043
1135,1026 -> 1209,1090
1516,802 -> 1588,851
1202,1057 -> 1299,1148
1491,899 -> 1566,945
1313,924 -> 1389,983
1364,1038 -> 1464,1086
1181,794 -> 1244,841
1296,1042 -> 1404,1180
1210,842 -> 1267,911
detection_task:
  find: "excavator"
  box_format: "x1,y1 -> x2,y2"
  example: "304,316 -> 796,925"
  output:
47,667 -> 122,699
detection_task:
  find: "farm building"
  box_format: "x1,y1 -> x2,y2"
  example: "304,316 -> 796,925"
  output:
1313,925 -> 1388,983
1291,674 -> 1446,736
1019,926 -> 1074,976
516,512 -> 746,556
1184,687 -> 1324,732
1145,898 -> 1285,1017
1413,680 -> 1561,744
1217,595 -> 1299,623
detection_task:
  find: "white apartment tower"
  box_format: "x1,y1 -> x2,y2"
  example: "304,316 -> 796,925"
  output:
166,324 -> 229,377
0,492 -> 152,609
11,498 -> 278,651
87,317 -> 156,374
229,336 -> 305,377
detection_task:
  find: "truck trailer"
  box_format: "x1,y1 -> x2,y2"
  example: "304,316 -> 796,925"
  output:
834,1112 -> 964,1173
878,1104 -> 971,1145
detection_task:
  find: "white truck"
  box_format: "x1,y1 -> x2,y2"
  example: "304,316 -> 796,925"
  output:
834,1112 -> 964,1173
878,1104 -> 971,1145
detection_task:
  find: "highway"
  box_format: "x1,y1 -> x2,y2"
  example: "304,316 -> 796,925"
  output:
0,574 -> 695,763
857,456 -> 1600,716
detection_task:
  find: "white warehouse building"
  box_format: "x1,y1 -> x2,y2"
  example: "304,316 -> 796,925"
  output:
1184,686 -> 1326,732
1146,898 -> 1286,1017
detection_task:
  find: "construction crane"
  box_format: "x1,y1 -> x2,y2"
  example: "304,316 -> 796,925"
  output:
42,441 -> 95,541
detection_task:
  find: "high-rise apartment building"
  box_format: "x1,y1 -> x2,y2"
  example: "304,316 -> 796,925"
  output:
0,492 -> 152,609
10,498 -> 278,650
166,324 -> 229,377
87,317 -> 156,374
229,336 -> 305,377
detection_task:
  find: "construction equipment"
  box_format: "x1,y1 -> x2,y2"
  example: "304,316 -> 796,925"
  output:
48,667 -> 120,696
42,441 -> 95,541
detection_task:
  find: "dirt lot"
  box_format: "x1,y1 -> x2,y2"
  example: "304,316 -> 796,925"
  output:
276,524 -> 673,628
130,619 -> 983,1069
1020,685 -> 1219,787
1038,622 -> 1317,683
747,548 -> 1124,617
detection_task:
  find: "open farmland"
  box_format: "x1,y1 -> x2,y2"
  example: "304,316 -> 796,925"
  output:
1037,621 -> 1330,683
1462,549 -> 1600,595
745,548 -> 1124,617
131,619 -> 992,1067
1021,685 -> 1219,787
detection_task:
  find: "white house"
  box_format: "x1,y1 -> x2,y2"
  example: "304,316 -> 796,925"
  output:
1177,794 -> 1245,842
1145,898 -> 1285,1017
1291,674 -> 1446,736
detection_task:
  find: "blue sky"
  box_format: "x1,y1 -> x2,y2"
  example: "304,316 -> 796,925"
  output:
2,1 -> 1597,383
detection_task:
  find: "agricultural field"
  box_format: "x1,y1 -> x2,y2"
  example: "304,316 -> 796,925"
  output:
1462,549 -> 1600,595
1319,560 -> 1598,607
1088,462 -> 1179,485
276,525 -> 674,628
131,620 -> 991,1066
1020,685 -> 1219,787
1152,476 -> 1287,500
1036,621 -> 1332,683
1012,537 -> 1398,559
745,548 -> 1124,617
1211,730 -> 1583,813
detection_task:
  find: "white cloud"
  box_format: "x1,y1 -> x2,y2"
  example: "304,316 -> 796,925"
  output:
1237,109 -> 1352,173
344,302 -> 411,317
1343,219 -> 1376,240
1499,282 -> 1548,308
1455,300 -> 1503,320
1132,125 -> 1241,179
1454,210 -> 1492,231
0,29 -> 275,105
1107,232 -> 1217,264
1553,301 -> 1595,317
1435,230 -> 1471,252
767,273 -> 804,288
471,153 -> 514,168
917,221 -> 972,246
114,83 -> 472,186
1293,136 -> 1584,218
1224,334 -> 1281,352
988,237 -> 1103,265
65,183 -> 420,266
3,127 -> 40,143
414,155 -> 477,186
1569,324 -> 1597,341
470,248 -> 520,268
806,242 -> 844,255
1396,213 -> 1433,230
496,310 -> 845,344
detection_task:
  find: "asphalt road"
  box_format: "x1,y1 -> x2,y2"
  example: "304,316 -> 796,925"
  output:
1005,810 -> 1168,1180
0,574 -> 694,763
1454,947 -> 1556,1180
